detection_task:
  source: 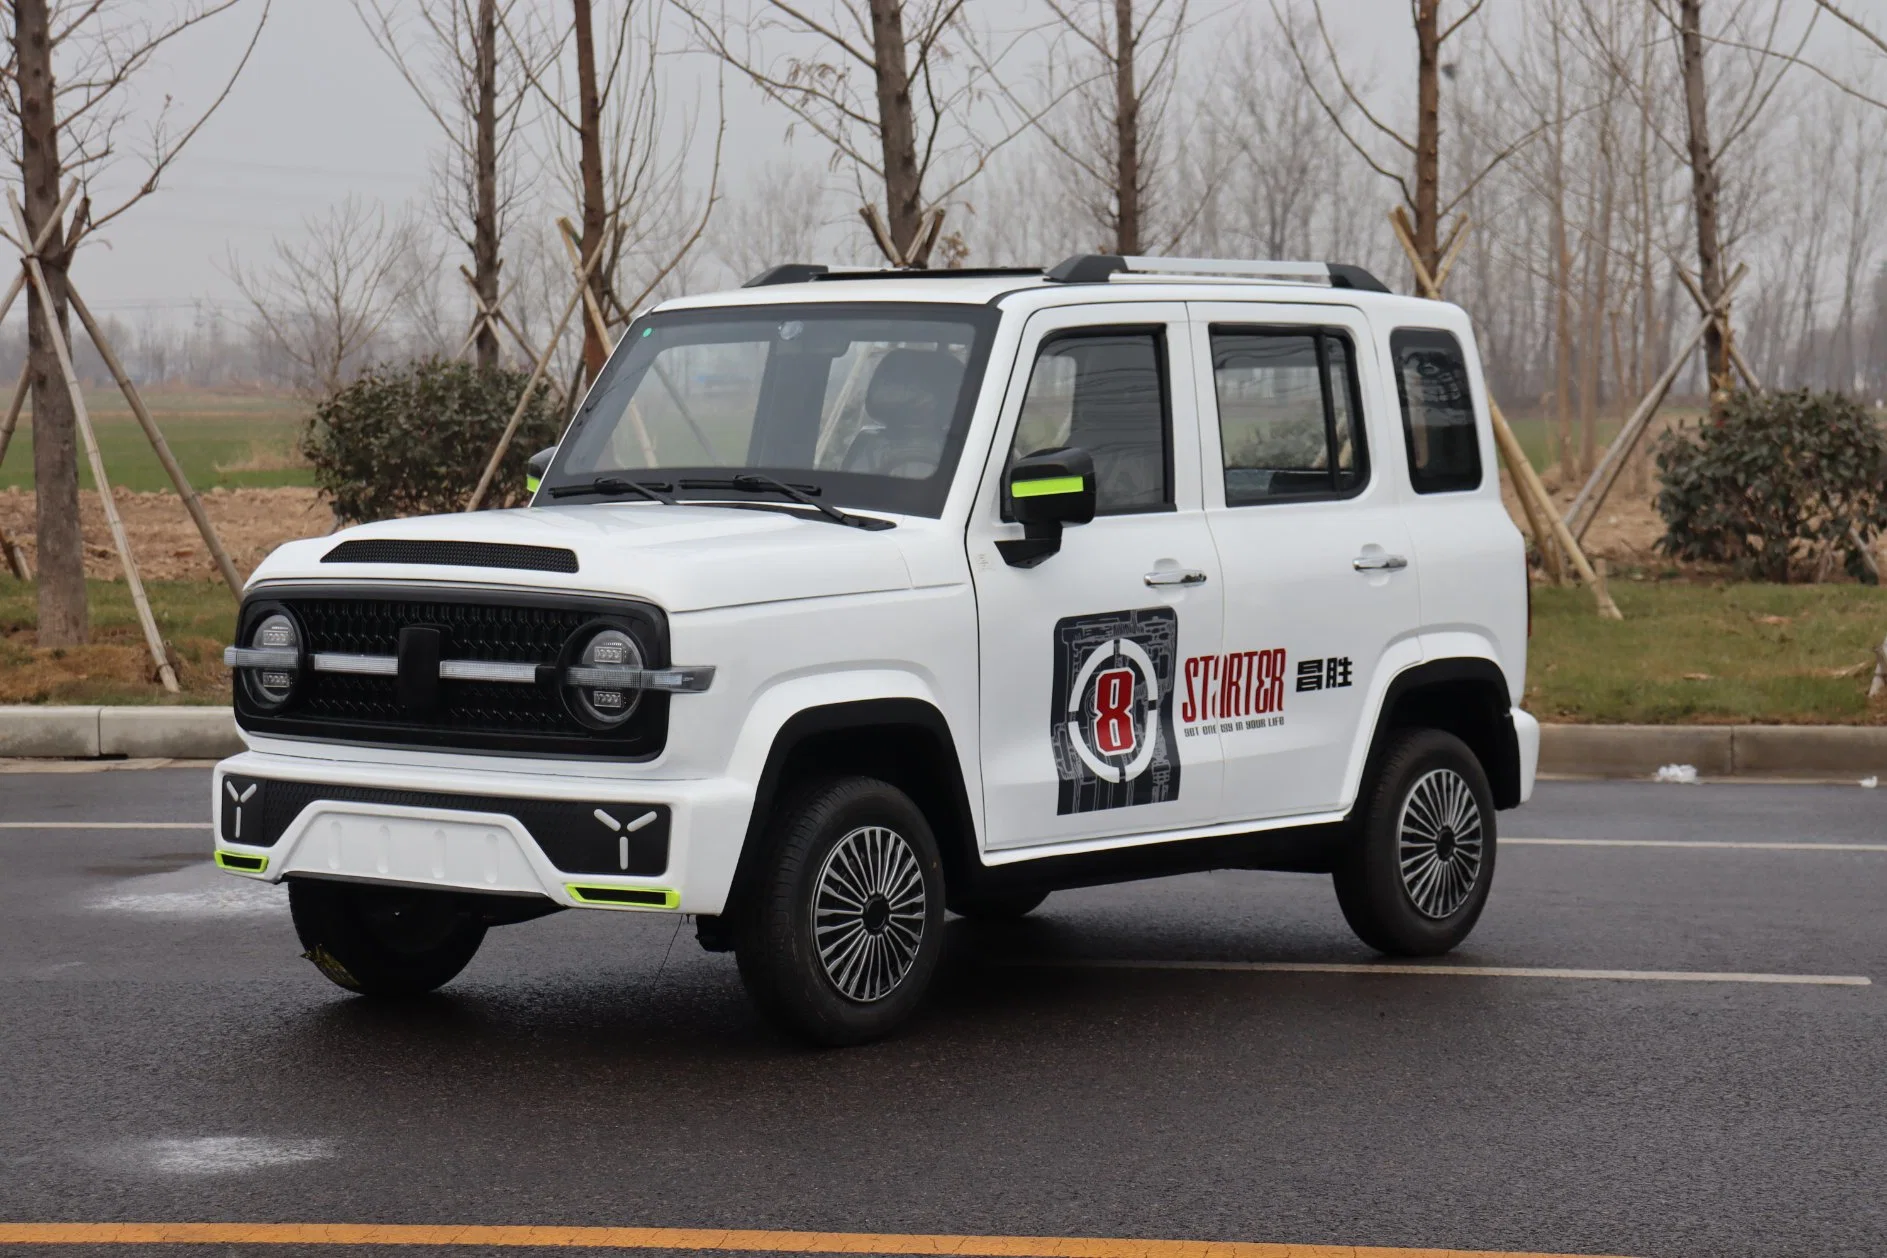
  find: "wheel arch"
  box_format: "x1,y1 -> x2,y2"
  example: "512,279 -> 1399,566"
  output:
718,698 -> 980,933
1360,657 -> 1522,810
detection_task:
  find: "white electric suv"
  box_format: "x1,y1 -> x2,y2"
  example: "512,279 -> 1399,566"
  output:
214,254 -> 1539,1044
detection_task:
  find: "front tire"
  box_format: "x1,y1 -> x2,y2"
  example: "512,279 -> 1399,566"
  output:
288,880 -> 487,997
1333,729 -> 1496,956
734,776 -> 945,1046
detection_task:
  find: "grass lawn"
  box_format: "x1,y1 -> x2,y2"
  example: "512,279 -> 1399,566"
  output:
1527,580 -> 1887,724
0,578 -> 235,705
0,388 -> 312,492
4,574 -> 1886,720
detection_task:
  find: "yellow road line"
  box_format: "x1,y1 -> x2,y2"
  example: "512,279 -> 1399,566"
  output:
1506,837 -> 1887,852
1015,959 -> 1870,986
0,1222 -> 1635,1258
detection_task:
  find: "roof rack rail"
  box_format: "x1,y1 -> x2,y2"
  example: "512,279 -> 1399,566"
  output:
743,264 -> 1046,287
1044,254 -> 1390,293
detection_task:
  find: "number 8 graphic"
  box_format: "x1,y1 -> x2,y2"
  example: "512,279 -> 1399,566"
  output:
1092,668 -> 1137,755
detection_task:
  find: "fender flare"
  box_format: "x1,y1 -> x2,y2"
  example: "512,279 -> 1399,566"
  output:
1359,656 -> 1522,810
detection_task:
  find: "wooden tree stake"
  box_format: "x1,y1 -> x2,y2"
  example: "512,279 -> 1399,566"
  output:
9,191 -> 179,692
66,281 -> 244,597
465,230 -> 609,511
1388,208 -> 1618,618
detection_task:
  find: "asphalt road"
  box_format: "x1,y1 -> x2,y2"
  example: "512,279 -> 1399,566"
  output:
1,768 -> 1884,1258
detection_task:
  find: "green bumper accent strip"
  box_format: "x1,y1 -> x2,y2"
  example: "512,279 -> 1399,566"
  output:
215,851 -> 269,873
567,884 -> 680,909
1011,475 -> 1085,498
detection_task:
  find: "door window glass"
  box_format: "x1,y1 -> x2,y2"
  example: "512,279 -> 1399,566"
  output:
1391,328 -> 1482,494
1010,329 -> 1172,513
1211,328 -> 1366,505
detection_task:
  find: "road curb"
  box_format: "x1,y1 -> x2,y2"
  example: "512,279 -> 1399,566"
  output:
0,708 -> 1881,779
0,706 -> 242,761
1540,723 -> 1887,779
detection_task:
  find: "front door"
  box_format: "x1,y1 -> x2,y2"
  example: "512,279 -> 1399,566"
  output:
1187,301 -> 1423,822
969,303 -> 1225,852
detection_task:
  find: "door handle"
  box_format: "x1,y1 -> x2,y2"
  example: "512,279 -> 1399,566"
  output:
1145,568 -> 1209,587
1352,554 -> 1409,572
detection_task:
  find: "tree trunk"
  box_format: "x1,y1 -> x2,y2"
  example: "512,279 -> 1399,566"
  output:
573,0 -> 609,374
868,0 -> 925,264
472,0 -> 501,372
1549,23 -> 1572,479
1677,0 -> 1731,415
15,0 -> 85,645
1411,0 -> 1442,276
1113,0 -> 1141,255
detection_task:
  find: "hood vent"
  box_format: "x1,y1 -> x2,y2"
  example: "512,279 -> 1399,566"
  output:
322,539 -> 579,574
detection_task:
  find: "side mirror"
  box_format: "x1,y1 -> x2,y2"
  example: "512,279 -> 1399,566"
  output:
526,447 -> 556,497
999,447 -> 1096,568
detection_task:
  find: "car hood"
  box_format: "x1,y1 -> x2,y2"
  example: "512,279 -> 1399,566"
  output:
245,502 -> 918,613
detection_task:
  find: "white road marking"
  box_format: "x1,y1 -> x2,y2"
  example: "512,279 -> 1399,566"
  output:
111,1137 -> 333,1175
0,822 -> 209,829
1018,958 -> 1870,986
1507,836 -> 1887,852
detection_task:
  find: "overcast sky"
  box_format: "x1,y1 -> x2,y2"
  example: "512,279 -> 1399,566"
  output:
26,0 -> 1865,330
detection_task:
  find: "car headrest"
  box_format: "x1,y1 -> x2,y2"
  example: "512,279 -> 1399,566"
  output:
865,349 -> 965,431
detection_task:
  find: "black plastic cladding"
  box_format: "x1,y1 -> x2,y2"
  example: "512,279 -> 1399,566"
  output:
232,585 -> 671,759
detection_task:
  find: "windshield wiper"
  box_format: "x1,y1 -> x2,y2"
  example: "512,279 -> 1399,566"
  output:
679,475 -> 893,530
548,476 -> 676,505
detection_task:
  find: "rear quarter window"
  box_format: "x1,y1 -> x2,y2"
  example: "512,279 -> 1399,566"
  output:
1390,328 -> 1482,494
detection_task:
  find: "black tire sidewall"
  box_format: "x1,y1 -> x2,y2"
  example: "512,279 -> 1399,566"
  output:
735,776 -> 946,1045
1336,728 -> 1497,956
288,879 -> 487,997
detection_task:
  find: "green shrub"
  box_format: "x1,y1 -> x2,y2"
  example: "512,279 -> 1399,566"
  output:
1654,389 -> 1887,583
302,358 -> 561,523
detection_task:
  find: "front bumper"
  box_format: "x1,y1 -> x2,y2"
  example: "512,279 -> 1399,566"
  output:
210,750 -> 753,914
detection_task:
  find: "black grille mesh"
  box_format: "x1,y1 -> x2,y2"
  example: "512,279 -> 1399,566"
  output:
322,539 -> 579,573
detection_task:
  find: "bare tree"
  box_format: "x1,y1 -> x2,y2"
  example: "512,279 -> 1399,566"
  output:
507,0 -> 722,376
681,0 -> 1021,267
1277,0 -> 1532,279
0,0 -> 266,645
1013,0 -> 1195,254
712,159 -> 827,282
231,197 -> 431,395
354,0 -> 530,371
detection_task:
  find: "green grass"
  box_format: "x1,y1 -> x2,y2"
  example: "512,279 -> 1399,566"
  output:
0,388 -> 312,492
0,578 -> 236,705
1527,579 -> 1887,724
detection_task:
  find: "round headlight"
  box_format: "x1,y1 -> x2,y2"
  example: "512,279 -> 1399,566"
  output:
568,627 -> 642,727
243,611 -> 301,710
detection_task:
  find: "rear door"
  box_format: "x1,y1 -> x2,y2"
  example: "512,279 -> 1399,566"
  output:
968,303 -> 1225,852
1187,301 -> 1423,822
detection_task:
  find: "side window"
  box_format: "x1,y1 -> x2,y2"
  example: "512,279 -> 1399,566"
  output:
1010,328 -> 1173,514
1391,328 -> 1483,494
1211,327 -> 1367,506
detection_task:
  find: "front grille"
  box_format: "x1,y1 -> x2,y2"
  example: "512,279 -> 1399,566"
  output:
234,585 -> 669,757
218,775 -> 670,876
322,539 -> 580,574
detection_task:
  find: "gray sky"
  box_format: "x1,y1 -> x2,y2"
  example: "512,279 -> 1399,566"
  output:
35,0 -> 1872,329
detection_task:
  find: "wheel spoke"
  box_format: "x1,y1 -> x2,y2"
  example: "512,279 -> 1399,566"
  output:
1396,768 -> 1484,920
810,823 -> 928,1003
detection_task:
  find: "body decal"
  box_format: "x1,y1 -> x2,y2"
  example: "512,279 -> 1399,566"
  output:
1050,608 -> 1182,814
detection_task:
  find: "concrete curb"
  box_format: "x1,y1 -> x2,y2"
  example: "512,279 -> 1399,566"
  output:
0,706 -> 242,761
0,708 -> 1882,779
1540,723 -> 1887,780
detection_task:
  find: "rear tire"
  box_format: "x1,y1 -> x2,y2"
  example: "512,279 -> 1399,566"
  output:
947,888 -> 1049,921
288,880 -> 487,997
1333,728 -> 1496,956
734,776 -> 945,1046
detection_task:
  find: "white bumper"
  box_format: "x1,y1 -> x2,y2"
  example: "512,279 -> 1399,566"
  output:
210,749 -> 753,915
1512,707 -> 1540,804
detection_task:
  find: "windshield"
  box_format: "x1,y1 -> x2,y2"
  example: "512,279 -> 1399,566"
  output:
544,302 -> 1000,518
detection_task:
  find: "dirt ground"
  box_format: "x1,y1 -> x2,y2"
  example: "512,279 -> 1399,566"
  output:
0,474 -> 1673,586
0,485 -> 334,583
